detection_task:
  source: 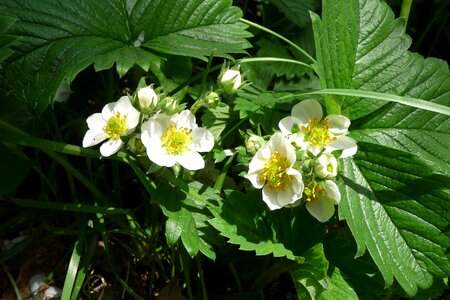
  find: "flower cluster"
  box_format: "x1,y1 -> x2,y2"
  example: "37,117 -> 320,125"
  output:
246,99 -> 357,222
82,85 -> 214,171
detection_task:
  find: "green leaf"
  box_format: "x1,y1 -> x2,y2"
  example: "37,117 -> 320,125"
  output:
289,244 -> 330,300
234,90 -> 294,133
153,181 -> 220,260
311,0 -> 450,120
201,103 -> 234,141
61,220 -> 86,299
268,0 -> 317,28
320,266 -> 358,300
0,16 -> 17,66
209,190 -> 325,260
311,1 -> 450,296
0,0 -> 251,115
338,144 -> 450,296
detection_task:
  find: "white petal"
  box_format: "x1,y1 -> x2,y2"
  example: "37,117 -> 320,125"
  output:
328,136 -> 358,158
114,96 -> 133,114
44,286 -> 62,298
147,145 -> 176,167
246,150 -> 266,189
322,180 -> 341,204
86,113 -> 105,129
100,139 -> 123,157
30,273 -> 46,294
306,198 -> 336,222
82,129 -> 108,148
291,99 -> 323,123
326,115 -> 350,135
307,144 -> 322,157
125,106 -> 140,129
140,119 -> 163,149
176,110 -> 197,130
190,127 -> 214,152
262,185 -> 300,210
245,170 -> 265,189
278,116 -> 301,135
151,112 -> 172,131
286,168 -> 304,195
262,187 -> 284,210
102,102 -> 116,120
270,132 -> 296,165
177,151 -> 205,170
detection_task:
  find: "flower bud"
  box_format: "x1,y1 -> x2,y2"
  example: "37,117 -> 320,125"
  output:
203,91 -> 221,107
245,134 -> 266,155
127,133 -> 146,154
137,86 -> 158,110
218,68 -> 242,94
161,96 -> 179,114
313,153 -> 338,179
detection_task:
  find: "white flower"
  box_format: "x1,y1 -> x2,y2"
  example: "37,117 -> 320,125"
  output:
279,99 -> 357,158
141,110 -> 214,170
82,96 -> 140,157
218,68 -> 242,94
304,180 -> 341,222
137,86 -> 158,110
313,153 -> 338,179
29,273 -> 62,299
246,132 -> 304,210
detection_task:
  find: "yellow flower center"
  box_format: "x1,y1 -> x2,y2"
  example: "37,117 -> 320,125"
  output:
259,151 -> 291,192
161,124 -> 192,156
104,112 -> 128,140
304,180 -> 324,202
302,118 -> 336,148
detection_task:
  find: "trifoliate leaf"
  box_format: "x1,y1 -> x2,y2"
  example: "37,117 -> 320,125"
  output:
0,0 -> 251,115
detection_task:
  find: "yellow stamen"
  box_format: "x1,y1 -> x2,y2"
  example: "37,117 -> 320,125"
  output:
104,112 -> 128,140
259,151 -> 291,192
302,118 -> 336,148
161,124 -> 192,156
304,180 -> 324,202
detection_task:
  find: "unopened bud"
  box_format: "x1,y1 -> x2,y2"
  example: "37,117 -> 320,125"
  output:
127,134 -> 146,154
203,91 -> 221,107
245,135 -> 266,155
218,68 -> 242,94
313,153 -> 338,179
137,86 -> 158,110
161,96 -> 179,114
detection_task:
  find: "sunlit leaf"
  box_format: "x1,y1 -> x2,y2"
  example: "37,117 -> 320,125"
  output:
311,0 -> 450,295
0,0 -> 251,115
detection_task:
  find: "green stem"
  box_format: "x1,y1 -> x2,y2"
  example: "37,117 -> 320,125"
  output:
238,57 -> 313,69
196,257 -> 208,300
399,0 -> 413,32
1,263 -> 22,300
240,18 -> 316,63
214,152 -> 236,192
